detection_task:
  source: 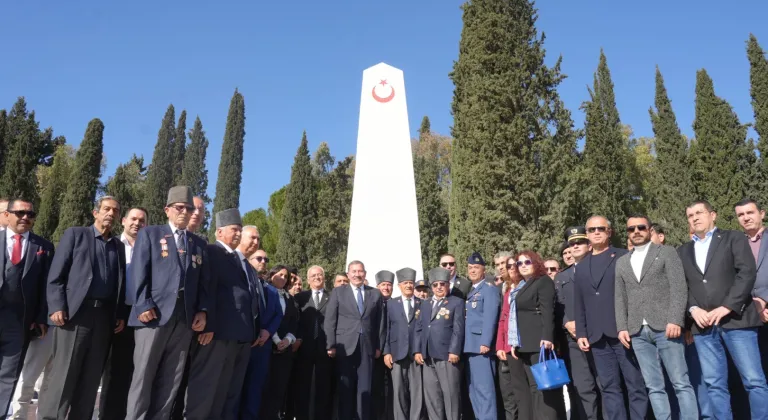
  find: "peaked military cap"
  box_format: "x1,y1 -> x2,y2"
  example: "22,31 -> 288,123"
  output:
166,186 -> 194,207
566,226 -> 588,243
215,208 -> 242,228
467,251 -> 485,266
375,270 -> 395,285
415,279 -> 428,289
396,267 -> 416,283
428,267 -> 451,284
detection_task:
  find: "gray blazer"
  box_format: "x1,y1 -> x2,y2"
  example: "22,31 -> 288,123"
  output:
614,243 -> 688,335
753,232 -> 768,302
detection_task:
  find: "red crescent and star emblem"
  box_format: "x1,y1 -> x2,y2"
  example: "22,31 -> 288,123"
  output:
372,79 -> 395,103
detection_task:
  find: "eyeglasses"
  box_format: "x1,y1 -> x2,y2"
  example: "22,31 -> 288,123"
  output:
546,267 -> 558,273
431,282 -> 447,288
9,210 -> 36,219
569,239 -> 588,247
170,204 -> 195,213
516,260 -> 533,267
253,256 -> 269,263
587,226 -> 608,233
506,263 -> 516,269
440,262 -> 455,268
626,224 -> 648,233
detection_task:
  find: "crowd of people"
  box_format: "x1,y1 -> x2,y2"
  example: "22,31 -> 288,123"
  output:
0,185 -> 767,420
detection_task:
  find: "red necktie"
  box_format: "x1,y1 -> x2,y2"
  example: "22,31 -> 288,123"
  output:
11,234 -> 22,265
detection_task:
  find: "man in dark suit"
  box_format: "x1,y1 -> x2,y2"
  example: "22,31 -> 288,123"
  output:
414,267 -> 465,420
125,186 -> 211,420
324,260 -> 384,420
295,265 -> 334,420
0,199 -> 53,416
573,215 -> 647,420
184,209 -> 257,420
383,267 -> 423,420
439,254 -> 471,301
554,226 -> 601,420
239,225 -> 283,420
680,200 -> 768,419
43,196 -> 127,420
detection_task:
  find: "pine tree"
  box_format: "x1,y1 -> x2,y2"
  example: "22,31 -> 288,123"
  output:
748,34 -> 768,206
1,98 -> 46,202
36,144 -> 74,239
143,105 -> 176,225
275,132 -> 316,269
53,119 -> 105,243
181,116 -> 211,233
449,0 -> 576,263
648,67 -> 693,245
414,116 -> 449,270
580,51 -> 633,244
211,89 -> 246,239
173,110 -> 187,185
105,154 -> 147,216
690,70 -> 748,229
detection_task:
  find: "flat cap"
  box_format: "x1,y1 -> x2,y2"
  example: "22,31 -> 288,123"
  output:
375,270 -> 394,285
216,208 -> 242,228
396,267 -> 416,282
166,186 -> 194,207
415,279 -> 428,289
428,267 -> 451,284
566,226 -> 588,243
467,251 -> 485,266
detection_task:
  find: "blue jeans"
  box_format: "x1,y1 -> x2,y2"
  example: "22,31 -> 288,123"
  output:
631,326 -> 698,420
685,339 -> 712,419
694,326 -> 768,420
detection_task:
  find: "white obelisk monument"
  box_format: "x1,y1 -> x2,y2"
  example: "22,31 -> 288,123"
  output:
346,62 -> 423,292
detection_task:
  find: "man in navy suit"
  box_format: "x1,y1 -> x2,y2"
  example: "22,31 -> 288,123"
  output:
573,215 -> 647,420
324,260 -> 384,420
414,267 -> 465,420
383,267 -> 423,420
239,225 -> 283,420
125,186 -> 211,420
463,252 -> 500,420
0,199 -> 53,416
185,209 -> 257,420
43,196 -> 127,420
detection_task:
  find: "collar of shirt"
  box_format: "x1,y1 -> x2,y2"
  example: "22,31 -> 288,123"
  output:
169,222 -> 186,237
472,281 -> 481,290
120,232 -> 134,248
748,227 -> 764,242
217,240 -> 235,253
5,227 -> 29,243
311,287 -> 323,295
632,242 -> 651,255
92,224 -> 114,242
692,227 -> 716,243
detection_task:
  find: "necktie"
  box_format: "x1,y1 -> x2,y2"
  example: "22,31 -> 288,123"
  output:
243,257 -> 260,318
176,230 -> 187,269
11,234 -> 22,265
356,287 -> 364,315
406,298 -> 413,322
314,291 -> 321,308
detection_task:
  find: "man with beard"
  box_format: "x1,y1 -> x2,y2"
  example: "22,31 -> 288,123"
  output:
324,260 -> 384,420
0,199 -> 54,417
43,196 -> 127,420
99,207 -> 147,419
372,271 -> 394,420
249,249 -> 268,277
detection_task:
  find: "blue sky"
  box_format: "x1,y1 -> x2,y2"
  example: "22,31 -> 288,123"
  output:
1,1 -> 766,213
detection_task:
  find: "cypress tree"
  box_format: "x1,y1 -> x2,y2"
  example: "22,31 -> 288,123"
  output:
311,155 -> 353,273
414,116 -> 449,270
275,132 -> 316,269
105,154 -> 147,215
690,70 -> 748,229
449,0 -> 577,263
36,144 -> 74,239
748,34 -> 768,206
211,89 -> 246,239
265,187 -> 286,256
580,51 -> 633,244
53,119 -> 105,243
0,110 -> 6,177
181,116 -> 211,233
143,105 -> 176,225
173,110 -> 187,185
1,98 -> 45,202
649,67 -> 693,245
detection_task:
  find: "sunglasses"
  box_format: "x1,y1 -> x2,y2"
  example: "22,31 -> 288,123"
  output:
431,282 -> 447,288
626,224 -> 648,233
170,204 -> 195,213
587,226 -> 608,233
516,260 -> 533,267
546,267 -> 558,273
253,256 -> 269,263
569,239 -> 588,247
9,210 -> 36,219
440,262 -> 456,268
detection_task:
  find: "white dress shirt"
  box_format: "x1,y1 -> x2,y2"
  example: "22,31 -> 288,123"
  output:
169,222 -> 186,247
5,228 -> 30,260
352,285 -> 365,303
272,291 -> 296,345
693,228 -> 716,273
402,296 -> 415,316
630,242 -> 651,325
122,233 -> 136,304
311,288 -> 324,307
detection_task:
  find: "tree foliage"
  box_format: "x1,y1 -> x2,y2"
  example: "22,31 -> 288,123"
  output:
211,89 -> 246,240
143,105 -> 176,226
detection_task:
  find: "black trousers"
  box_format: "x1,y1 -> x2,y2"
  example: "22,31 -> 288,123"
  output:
40,304 -> 112,420
372,356 -> 394,420
565,338 -> 601,420
260,349 -> 296,420
337,343 -> 374,420
295,350 -> 334,420
500,351 -> 565,420
98,325 -> 135,419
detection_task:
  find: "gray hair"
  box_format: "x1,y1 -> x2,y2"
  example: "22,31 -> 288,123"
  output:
493,251 -> 513,261
307,265 -> 325,277
586,215 -> 611,228
243,225 -> 260,234
94,196 -> 121,213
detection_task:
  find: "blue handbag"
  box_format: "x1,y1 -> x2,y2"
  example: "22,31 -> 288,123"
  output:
530,345 -> 571,390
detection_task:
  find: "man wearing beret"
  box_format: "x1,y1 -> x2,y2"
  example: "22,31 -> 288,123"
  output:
372,270 -> 395,420
414,279 -> 429,300
463,252 -> 500,420
383,268 -> 424,420
126,186 -> 211,420
414,267 -> 465,420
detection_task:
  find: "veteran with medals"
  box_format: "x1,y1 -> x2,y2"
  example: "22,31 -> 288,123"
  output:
414,267 -> 465,420
126,186 -> 211,420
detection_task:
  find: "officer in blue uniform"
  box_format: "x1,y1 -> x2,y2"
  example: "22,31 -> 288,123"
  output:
414,267 -> 464,420
464,252 -> 500,420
